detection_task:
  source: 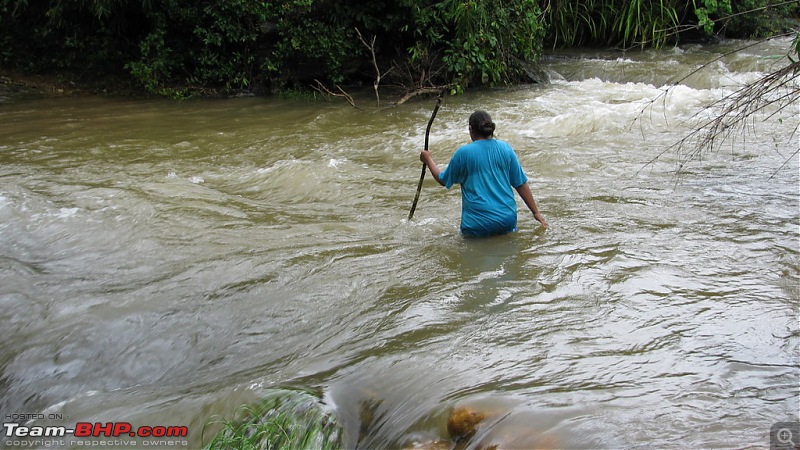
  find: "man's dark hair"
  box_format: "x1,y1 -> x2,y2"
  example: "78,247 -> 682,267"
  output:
469,111 -> 496,138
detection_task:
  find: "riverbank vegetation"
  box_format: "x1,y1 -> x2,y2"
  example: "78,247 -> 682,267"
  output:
202,388 -> 341,450
1,0 -> 798,99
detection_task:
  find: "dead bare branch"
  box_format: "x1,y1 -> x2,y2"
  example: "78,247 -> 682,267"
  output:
355,27 -> 394,107
639,36 -> 799,175
678,60 -> 800,160
310,79 -> 356,108
395,87 -> 449,106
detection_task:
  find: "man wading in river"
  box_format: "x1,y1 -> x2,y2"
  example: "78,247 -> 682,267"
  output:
419,110 -> 549,237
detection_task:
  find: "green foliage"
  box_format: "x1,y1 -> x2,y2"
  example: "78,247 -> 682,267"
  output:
725,0 -> 800,38
0,0 -> 136,73
694,0 -> 733,34
124,0 -> 271,95
125,15 -> 175,94
543,0 -> 797,49
690,0 -> 800,39
190,0 -> 268,89
1,0 -> 797,97
616,0 -> 682,48
543,0 -> 607,47
404,0 -> 544,93
203,388 -> 341,450
268,2 -> 360,87
795,32 -> 800,62
0,2 -> 11,64
124,0 -> 364,95
543,0 -> 684,48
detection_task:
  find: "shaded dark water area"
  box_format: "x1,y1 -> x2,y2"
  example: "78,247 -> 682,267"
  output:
1,38 -> 798,449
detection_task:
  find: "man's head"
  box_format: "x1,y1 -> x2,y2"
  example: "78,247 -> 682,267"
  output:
469,110 -> 496,140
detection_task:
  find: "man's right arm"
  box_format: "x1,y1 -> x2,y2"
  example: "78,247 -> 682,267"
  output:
420,150 -> 444,186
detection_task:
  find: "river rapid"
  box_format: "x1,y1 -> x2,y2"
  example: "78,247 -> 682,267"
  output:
1,38 -> 798,449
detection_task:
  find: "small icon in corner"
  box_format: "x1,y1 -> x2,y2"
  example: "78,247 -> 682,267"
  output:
772,422 -> 800,450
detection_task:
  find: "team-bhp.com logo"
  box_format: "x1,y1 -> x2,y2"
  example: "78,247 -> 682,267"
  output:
5,422 -> 188,438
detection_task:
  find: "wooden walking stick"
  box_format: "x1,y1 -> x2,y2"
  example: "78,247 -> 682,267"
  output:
408,95 -> 442,220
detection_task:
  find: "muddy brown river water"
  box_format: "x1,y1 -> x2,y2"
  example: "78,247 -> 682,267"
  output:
1,38 -> 798,449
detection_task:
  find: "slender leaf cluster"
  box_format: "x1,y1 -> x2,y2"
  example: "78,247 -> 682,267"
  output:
542,0 -> 798,49
203,388 -> 342,450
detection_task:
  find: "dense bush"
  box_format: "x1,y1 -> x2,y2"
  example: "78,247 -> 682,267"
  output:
541,0 -> 798,49
1,0 -> 796,97
726,0 -> 800,38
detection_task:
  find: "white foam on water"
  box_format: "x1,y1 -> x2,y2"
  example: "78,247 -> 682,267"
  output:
56,207 -> 80,218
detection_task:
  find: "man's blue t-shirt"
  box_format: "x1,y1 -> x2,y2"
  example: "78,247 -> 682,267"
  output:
439,139 -> 528,237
